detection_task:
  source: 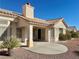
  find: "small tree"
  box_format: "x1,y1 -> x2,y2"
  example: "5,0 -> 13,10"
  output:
0,37 -> 20,56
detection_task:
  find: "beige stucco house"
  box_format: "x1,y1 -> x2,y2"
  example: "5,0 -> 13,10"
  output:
0,3 -> 67,47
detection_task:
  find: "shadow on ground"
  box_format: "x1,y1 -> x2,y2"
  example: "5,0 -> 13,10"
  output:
0,51 -> 9,56
73,51 -> 79,56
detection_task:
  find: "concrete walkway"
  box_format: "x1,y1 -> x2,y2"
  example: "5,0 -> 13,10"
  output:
24,42 -> 68,54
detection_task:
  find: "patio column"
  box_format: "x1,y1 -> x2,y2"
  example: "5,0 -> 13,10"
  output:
48,29 -> 51,43
54,28 -> 59,42
50,28 -> 55,43
45,29 -> 51,43
27,24 -> 33,47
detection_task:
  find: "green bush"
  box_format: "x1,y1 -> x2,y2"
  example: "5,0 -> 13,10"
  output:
66,30 -> 71,40
59,31 -> 71,41
59,33 -> 67,41
0,37 -> 20,56
70,31 -> 79,38
59,30 -> 79,41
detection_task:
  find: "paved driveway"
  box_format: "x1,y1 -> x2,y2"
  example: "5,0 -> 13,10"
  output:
0,39 -> 79,59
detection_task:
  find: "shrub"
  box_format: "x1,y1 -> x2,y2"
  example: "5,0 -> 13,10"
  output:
70,31 -> 79,38
59,31 -> 71,41
66,30 -> 71,40
59,33 -> 67,41
0,37 -> 20,56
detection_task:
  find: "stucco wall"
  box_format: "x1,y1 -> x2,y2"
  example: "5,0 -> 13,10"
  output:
53,21 -> 67,42
21,26 -> 28,45
11,22 -> 16,38
18,18 -> 28,27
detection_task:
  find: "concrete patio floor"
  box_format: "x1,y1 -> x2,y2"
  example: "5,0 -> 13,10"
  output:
0,39 -> 79,59
24,42 -> 68,54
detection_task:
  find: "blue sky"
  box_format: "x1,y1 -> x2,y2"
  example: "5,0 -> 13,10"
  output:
0,0 -> 79,30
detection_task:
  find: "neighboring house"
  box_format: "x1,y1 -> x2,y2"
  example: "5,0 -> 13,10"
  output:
0,3 -> 67,47
67,26 -> 77,32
